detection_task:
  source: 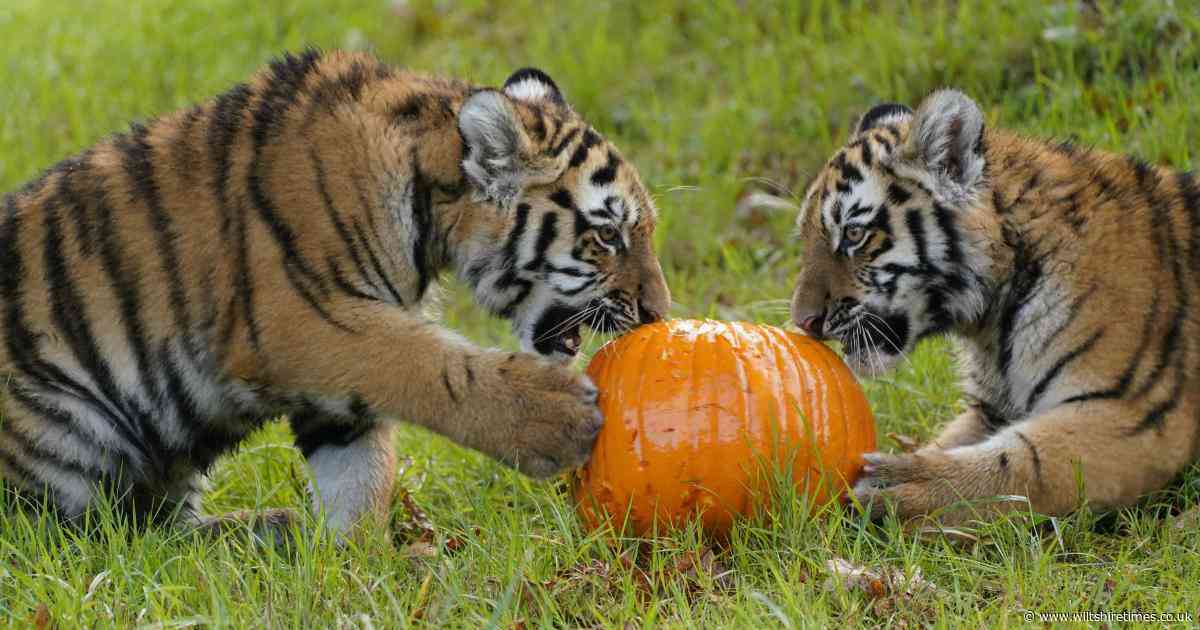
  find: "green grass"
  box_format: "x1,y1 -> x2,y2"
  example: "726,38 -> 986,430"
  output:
2,0 -> 1200,626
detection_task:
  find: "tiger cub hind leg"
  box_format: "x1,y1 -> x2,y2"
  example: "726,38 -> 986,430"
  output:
0,393 -> 107,518
853,399 -> 1197,524
293,420 -> 397,538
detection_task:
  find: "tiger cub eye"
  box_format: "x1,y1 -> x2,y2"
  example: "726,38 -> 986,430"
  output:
597,225 -> 620,244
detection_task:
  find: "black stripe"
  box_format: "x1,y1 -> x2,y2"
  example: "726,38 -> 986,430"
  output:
91,169 -> 172,472
410,162 -> 436,299
252,49 -> 322,147
464,355 -> 476,386
528,111 -> 547,142
326,257 -> 377,301
1025,329 -> 1104,411
502,203 -> 532,271
206,82 -> 260,351
569,129 -> 601,168
288,403 -> 374,458
442,366 -> 460,404
844,201 -> 875,222
497,281 -> 533,319
886,184 -> 911,206
118,123 -> 195,351
1040,287 -> 1095,350
525,212 -> 559,271
590,149 -> 620,186
44,177 -> 163,464
557,276 -> 598,297
54,155 -> 97,258
1014,431 -> 1042,485
839,157 -> 862,184
544,263 -> 591,278
0,442 -> 38,487
1128,170 -> 1189,434
1,422 -> 102,480
154,343 -> 203,453
1178,171 -> 1200,272
1132,169 -> 1188,400
170,105 -> 205,180
7,384 -> 137,481
0,199 -> 140,453
551,127 -> 580,157
494,202 -> 534,317
248,51 -> 351,330
1130,301 -> 1182,399
1128,155 -> 1155,187
931,203 -> 962,264
390,93 -> 428,121
904,209 -> 931,268
1134,392 -> 1180,435
1062,289 -> 1159,405
874,133 -> 893,153
995,227 -> 1044,381
352,219 -> 406,306
310,149 -> 390,302
1058,191 -> 1086,234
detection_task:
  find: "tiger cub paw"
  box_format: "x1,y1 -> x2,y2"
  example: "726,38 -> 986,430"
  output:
850,451 -> 957,520
474,352 -> 603,478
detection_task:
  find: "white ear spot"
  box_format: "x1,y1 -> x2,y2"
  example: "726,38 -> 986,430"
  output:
905,89 -> 986,202
505,78 -> 554,102
501,67 -> 566,106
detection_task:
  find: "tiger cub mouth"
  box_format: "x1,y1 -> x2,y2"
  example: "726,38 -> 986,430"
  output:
532,303 -> 588,359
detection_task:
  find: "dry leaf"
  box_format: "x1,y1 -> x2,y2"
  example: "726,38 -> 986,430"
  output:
32,603 -> 51,630
392,487 -> 437,548
402,541 -> 438,559
824,557 -> 938,601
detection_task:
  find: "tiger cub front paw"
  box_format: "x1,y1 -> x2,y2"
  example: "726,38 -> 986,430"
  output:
475,352 -> 603,478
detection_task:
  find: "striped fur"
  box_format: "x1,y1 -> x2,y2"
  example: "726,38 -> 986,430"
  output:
791,89 -> 1199,522
0,50 -> 670,533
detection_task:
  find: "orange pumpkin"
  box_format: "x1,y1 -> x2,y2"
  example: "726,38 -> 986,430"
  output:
573,319 -> 876,538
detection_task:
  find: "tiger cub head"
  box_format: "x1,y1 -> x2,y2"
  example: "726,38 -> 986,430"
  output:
790,90 -> 997,376
456,68 -> 670,363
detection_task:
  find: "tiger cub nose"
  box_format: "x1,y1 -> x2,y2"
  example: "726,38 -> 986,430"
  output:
637,299 -> 664,324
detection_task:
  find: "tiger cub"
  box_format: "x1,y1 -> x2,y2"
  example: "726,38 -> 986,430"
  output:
791,89 -> 1198,522
0,50 -> 670,535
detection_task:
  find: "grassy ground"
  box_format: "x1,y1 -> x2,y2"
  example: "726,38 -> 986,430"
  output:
1,0 -> 1199,626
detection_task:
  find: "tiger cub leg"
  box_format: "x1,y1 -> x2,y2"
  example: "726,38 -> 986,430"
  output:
294,420 -> 397,538
252,300 -> 601,479
0,392 -> 105,518
854,399 -> 1196,523
190,420 -> 396,543
920,406 -> 995,451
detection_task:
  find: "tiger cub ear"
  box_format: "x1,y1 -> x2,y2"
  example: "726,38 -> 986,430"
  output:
903,89 -> 986,196
857,103 -> 912,133
502,67 -> 566,106
458,89 -> 562,211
